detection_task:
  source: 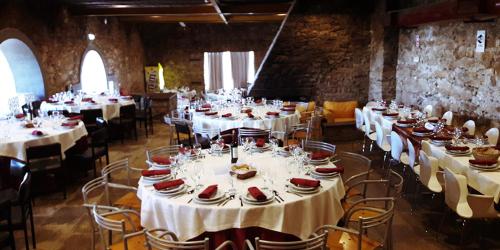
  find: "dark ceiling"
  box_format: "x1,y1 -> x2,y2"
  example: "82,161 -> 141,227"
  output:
57,0 -> 294,24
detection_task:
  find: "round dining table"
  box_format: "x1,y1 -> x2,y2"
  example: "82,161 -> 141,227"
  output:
191,105 -> 301,136
0,117 -> 88,161
137,149 -> 345,248
40,95 -> 135,121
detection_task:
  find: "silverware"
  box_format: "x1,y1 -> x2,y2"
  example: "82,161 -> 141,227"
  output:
187,198 -> 193,203
286,190 -> 303,197
221,194 -> 235,206
274,197 -> 281,203
273,190 -> 284,202
239,197 -> 244,207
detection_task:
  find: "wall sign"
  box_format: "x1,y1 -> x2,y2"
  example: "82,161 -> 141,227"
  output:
476,30 -> 486,53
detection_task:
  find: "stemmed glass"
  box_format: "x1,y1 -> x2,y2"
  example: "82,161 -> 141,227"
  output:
453,128 -> 462,146
193,143 -> 202,161
270,138 -> 279,157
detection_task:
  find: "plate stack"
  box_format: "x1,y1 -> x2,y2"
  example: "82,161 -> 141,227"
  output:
412,127 -> 433,137
469,160 -> 499,171
154,184 -> 188,197
445,145 -> 471,156
395,119 -> 416,128
310,168 -> 341,180
382,112 -> 399,120
142,172 -> 172,185
241,189 -> 275,205
308,156 -> 331,166
429,136 -> 452,146
278,148 -> 291,157
253,143 -> 271,152
288,183 -> 320,194
193,189 -> 226,205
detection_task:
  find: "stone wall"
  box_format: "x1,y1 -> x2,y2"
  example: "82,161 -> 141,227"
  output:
396,19 -> 500,125
139,23 -> 279,93
0,2 -> 145,97
250,0 -> 373,103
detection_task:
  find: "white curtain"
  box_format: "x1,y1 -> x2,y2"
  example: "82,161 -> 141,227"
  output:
205,52 -> 224,91
230,52 -> 249,89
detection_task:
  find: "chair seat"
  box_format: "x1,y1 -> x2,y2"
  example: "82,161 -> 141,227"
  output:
106,213 -> 142,232
367,132 -> 377,141
114,192 -> 141,211
334,117 -> 356,123
380,142 -> 391,152
28,158 -> 61,172
400,153 -> 409,165
69,147 -> 107,160
109,233 -> 146,250
327,230 -> 381,250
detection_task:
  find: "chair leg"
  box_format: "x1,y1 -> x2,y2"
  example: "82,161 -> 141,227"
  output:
22,212 -> 29,250
436,207 -> 448,240
145,120 -> 149,138
460,219 -> 468,245
105,153 -> 110,165
93,160 -> 97,178
412,177 -> 421,211
29,203 -> 36,249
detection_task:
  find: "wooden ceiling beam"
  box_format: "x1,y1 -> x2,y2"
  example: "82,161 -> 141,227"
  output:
221,2 -> 291,14
71,5 -> 216,16
209,0 -> 228,24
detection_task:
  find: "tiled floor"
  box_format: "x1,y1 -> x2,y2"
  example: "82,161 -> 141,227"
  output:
9,123 -> 500,249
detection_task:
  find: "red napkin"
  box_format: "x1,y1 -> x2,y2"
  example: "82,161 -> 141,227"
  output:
413,127 -> 432,133
256,138 -> 266,147
469,159 -> 498,166
311,151 -> 332,160
108,98 -> 118,102
201,104 -> 211,109
46,99 -> 58,103
428,118 -> 446,123
15,113 -> 25,119
68,115 -> 83,120
205,112 -> 218,116
151,156 -> 172,165
198,185 -> 218,199
179,147 -> 195,155
64,101 -> 74,105
62,121 -> 78,127
222,113 -> 232,118
241,109 -> 253,113
141,169 -> 171,177
397,119 -> 416,124
280,107 -> 295,112
315,165 -> 344,174
247,113 -> 255,118
382,112 -> 399,117
31,130 -> 44,136
266,112 -> 280,116
283,104 -> 296,108
255,99 -> 262,104
237,171 -> 257,180
248,187 -> 267,201
445,145 -> 469,151
81,98 -> 93,102
195,108 -> 210,112
430,135 -> 452,141
153,179 -> 184,190
290,178 -> 320,188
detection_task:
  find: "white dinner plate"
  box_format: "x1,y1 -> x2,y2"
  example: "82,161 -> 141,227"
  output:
289,182 -> 318,192
469,164 -> 500,171
143,174 -> 172,182
395,123 -> 414,128
241,189 -> 275,205
311,173 -> 339,180
146,160 -> 173,169
154,185 -> 187,197
445,150 -> 471,156
155,183 -> 186,194
289,185 -> 320,194
311,169 -> 339,177
412,132 -> 432,137
194,188 -> 225,202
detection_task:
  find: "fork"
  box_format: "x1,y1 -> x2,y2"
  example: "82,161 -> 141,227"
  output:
220,194 -> 235,206
273,190 -> 284,202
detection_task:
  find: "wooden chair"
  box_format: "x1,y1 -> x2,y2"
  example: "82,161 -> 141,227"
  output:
101,159 -> 142,211
0,199 -> 15,250
67,125 -> 109,177
136,96 -> 154,137
81,108 -> 104,133
26,143 -> 66,199
110,104 -> 137,143
243,232 -> 328,250
145,228 -> 237,250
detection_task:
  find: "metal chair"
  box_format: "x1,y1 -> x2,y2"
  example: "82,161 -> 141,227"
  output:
101,159 -> 142,211
238,128 -> 270,145
287,119 -> 312,146
92,205 -> 146,250
302,140 -> 336,155
146,145 -> 181,167
243,232 -> 328,250
145,228 -> 237,250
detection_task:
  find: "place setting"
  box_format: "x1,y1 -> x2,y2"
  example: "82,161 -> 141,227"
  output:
141,169 -> 173,185
309,165 -> 344,180
192,184 -> 227,205
152,178 -> 191,197
286,178 -> 321,195
468,147 -> 500,171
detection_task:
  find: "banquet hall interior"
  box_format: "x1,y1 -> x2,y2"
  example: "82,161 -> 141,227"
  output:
0,0 -> 499,249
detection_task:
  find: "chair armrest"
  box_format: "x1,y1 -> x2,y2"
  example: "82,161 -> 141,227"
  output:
107,182 -> 138,192
125,228 -> 146,240
344,197 -> 394,223
344,170 -> 374,186
344,179 -> 389,202
243,239 -> 255,250
215,240 -> 238,250
313,224 -> 359,237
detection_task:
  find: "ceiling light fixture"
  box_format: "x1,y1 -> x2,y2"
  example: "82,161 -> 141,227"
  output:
179,22 -> 186,28
87,33 -> 95,41
276,13 -> 287,16
112,4 -> 131,8
104,18 -> 108,24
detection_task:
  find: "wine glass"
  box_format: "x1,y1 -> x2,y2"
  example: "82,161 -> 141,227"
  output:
453,127 -> 462,146
193,143 -> 202,161
270,138 -> 279,157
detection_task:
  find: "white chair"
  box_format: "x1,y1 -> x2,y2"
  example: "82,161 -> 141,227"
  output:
145,228 -> 237,250
421,140 -> 433,157
423,104 -> 433,117
442,111 -> 453,125
244,233 -> 328,250
363,110 -> 377,151
439,168 -> 500,243
354,108 -> 364,131
485,127 -> 499,145
375,121 -> 391,168
462,120 -> 475,136
418,150 -> 444,194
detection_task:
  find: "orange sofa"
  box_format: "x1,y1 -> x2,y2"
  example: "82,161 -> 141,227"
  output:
322,100 -> 357,125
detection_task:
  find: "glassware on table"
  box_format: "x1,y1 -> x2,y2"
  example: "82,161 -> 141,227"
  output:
453,127 -> 462,146
193,143 -> 202,161
270,138 -> 279,157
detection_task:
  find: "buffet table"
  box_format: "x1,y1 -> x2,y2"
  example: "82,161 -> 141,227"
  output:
137,150 -> 345,247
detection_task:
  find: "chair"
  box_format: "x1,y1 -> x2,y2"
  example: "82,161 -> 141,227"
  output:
31,101 -> 41,117
101,159 -> 142,211
243,232 -> 328,250
438,168 -> 500,243
354,108 -> 364,132
145,228 -> 237,250
110,104 -> 137,143
314,197 -> 396,250
462,120 -> 475,136
81,109 -> 104,133
92,205 -> 145,250
0,170 -> 35,249
173,120 -> 195,147
418,150 -> 444,194
404,139 -> 420,206
302,140 -> 336,155
146,145 -> 180,167
136,96 -> 154,137
238,128 -> 270,145
442,111 -> 453,125
67,126 -> 109,177
287,120 -> 312,146
26,143 -> 66,199
421,140 -> 433,157
485,127 -> 499,145
374,121 -> 391,168
423,104 -> 433,117
193,126 -> 220,149
362,110 -> 377,151
47,109 -> 69,117
0,199 -> 15,250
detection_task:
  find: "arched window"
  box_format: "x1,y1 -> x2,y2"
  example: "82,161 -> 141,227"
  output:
0,37 -> 45,115
80,50 -> 108,94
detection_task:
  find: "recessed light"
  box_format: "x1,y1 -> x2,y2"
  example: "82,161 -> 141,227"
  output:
276,13 -> 287,16
179,22 -> 186,28
112,4 -> 131,8
87,33 -> 95,41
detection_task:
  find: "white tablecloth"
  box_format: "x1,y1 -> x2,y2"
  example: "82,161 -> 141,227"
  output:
40,96 -> 135,121
137,150 -> 345,241
192,106 -> 300,136
0,118 -> 88,161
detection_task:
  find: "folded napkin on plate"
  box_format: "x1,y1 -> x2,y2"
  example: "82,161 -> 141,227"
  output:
46,99 -> 58,103
248,187 -> 267,201
198,185 -> 218,199
247,113 -> 255,119
256,138 -> 266,147
283,104 -> 296,108
255,99 -> 262,104
397,119 -> 416,124
280,107 -> 295,112
413,127 -> 432,133
445,145 -> 469,151
108,98 -> 118,102
205,111 -> 218,116
64,101 -> 74,105
141,169 -> 171,177
153,179 -> 184,190
311,151 -> 332,160
237,170 -> 257,180
430,135 -> 452,141
241,109 -> 252,113
81,98 -> 93,102
151,156 -> 171,165
461,134 -> 475,139
315,165 -> 344,174
68,115 -> 83,120
61,121 -> 78,127
469,159 -> 497,166
427,118 -> 446,123
201,104 -> 211,109
31,130 -> 44,136
266,112 -> 280,116
222,113 -> 232,118
382,112 -> 399,117
290,178 -> 320,188
195,108 -> 210,112
15,113 -> 25,119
